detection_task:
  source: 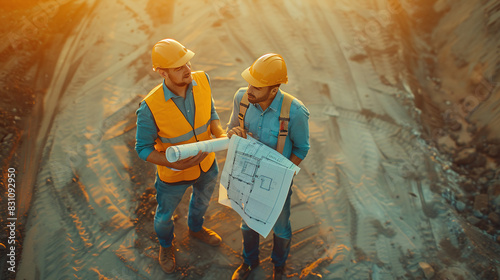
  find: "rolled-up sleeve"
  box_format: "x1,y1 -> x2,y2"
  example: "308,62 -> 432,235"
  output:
135,101 -> 158,161
289,101 -> 310,160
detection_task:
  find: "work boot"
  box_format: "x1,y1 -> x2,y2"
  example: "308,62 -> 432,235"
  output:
159,245 -> 175,273
273,265 -> 285,280
189,227 -> 222,246
231,263 -> 259,280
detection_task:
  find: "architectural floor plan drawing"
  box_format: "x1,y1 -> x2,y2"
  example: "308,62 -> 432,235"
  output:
219,136 -> 300,237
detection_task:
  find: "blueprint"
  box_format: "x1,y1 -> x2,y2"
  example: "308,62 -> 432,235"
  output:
166,137 -> 229,162
219,135 -> 300,237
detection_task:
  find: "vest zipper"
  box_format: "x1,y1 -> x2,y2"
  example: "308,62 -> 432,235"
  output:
192,116 -> 203,170
172,97 -> 203,171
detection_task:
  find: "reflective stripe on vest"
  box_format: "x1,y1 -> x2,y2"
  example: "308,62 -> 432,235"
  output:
142,71 -> 215,183
158,120 -> 211,144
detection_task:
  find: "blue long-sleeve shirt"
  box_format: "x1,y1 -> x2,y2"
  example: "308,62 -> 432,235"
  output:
227,88 -> 310,160
135,73 -> 219,161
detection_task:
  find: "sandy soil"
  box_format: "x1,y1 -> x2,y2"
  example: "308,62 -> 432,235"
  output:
1,0 -> 499,279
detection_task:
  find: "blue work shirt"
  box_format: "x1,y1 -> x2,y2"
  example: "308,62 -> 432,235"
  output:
227,88 -> 310,160
135,73 -> 219,161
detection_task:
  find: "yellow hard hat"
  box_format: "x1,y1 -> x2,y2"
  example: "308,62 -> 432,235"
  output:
241,53 -> 288,87
151,39 -> 194,71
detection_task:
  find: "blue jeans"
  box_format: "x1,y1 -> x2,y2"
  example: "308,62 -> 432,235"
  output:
241,188 -> 292,268
154,161 -> 219,248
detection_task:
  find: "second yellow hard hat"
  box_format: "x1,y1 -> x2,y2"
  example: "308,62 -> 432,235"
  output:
242,53 -> 288,87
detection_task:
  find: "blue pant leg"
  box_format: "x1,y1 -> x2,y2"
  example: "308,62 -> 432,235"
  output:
154,175 -> 190,248
241,221 -> 260,266
271,188 -> 293,267
188,161 -> 219,232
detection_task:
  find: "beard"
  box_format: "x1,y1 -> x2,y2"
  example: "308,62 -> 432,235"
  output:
247,94 -> 262,104
247,89 -> 271,104
168,72 -> 192,87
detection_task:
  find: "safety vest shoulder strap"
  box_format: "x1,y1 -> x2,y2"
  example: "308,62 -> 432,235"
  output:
141,83 -> 162,104
191,71 -> 210,91
239,91 -> 295,155
238,92 -> 250,130
277,92 -> 294,154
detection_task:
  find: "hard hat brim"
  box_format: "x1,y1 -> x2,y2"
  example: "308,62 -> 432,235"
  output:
168,49 -> 195,69
241,67 -> 268,88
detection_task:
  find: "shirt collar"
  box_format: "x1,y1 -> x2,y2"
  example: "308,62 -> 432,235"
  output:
266,89 -> 284,112
162,79 -> 197,101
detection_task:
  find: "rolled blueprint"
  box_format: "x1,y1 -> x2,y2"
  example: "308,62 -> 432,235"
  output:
166,137 -> 230,162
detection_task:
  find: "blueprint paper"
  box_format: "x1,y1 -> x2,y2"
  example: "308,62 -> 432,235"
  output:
166,137 -> 229,162
219,135 -> 299,237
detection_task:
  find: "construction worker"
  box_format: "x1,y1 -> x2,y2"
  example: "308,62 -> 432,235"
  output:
227,53 -> 310,280
135,38 -> 226,274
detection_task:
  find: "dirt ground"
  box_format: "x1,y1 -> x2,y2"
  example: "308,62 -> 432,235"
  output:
1,0 -> 500,279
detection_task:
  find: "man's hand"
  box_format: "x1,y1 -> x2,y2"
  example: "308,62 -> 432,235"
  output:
168,150 -> 209,170
227,127 -> 248,138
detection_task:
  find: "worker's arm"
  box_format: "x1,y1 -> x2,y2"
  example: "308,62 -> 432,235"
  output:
210,119 -> 227,138
135,102 -> 159,161
288,100 -> 310,163
146,150 -> 208,170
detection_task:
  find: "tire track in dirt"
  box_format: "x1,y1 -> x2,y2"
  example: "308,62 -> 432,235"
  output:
22,129 -> 137,279
209,2 -> 256,64
22,149 -> 109,279
335,118 -> 380,278
18,0 -> 155,278
14,0 -> 98,229
312,86 -> 449,279
309,0 -> 365,111
291,119 -> 355,278
333,110 -> 435,278
35,0 -> 98,151
300,1 -> 458,278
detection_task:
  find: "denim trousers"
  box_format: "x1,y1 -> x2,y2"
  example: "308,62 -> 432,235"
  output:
154,161 -> 219,248
241,188 -> 293,268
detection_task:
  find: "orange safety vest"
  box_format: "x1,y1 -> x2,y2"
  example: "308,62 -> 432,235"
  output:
142,71 -> 215,183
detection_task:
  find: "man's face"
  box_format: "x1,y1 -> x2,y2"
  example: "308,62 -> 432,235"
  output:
165,62 -> 192,86
246,85 -> 275,104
